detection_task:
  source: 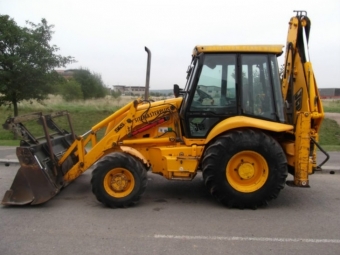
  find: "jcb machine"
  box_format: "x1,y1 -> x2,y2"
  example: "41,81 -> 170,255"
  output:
2,11 -> 329,209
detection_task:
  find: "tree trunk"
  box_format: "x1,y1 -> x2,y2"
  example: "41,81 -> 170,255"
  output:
11,97 -> 19,139
12,98 -> 18,117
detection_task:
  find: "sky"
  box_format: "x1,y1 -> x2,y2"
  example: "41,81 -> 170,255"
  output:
1,0 -> 340,89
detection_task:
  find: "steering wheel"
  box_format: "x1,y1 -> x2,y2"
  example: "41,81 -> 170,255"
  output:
197,87 -> 214,105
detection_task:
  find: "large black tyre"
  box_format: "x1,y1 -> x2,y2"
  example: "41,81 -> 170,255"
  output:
202,129 -> 288,209
91,152 -> 147,208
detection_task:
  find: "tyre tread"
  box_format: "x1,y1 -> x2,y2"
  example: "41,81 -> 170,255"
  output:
91,152 -> 147,208
202,129 -> 287,209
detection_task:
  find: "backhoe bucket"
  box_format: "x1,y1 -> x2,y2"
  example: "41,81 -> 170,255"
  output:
2,112 -> 77,206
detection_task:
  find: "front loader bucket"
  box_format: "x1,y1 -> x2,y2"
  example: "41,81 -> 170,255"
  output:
2,112 -> 77,206
2,148 -> 60,205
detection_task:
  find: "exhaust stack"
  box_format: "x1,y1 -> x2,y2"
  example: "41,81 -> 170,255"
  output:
144,47 -> 151,99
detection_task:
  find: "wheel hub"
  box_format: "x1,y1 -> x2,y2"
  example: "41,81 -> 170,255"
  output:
237,162 -> 255,180
110,173 -> 129,192
226,151 -> 269,193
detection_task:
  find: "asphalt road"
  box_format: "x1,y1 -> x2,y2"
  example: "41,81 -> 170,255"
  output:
0,164 -> 339,255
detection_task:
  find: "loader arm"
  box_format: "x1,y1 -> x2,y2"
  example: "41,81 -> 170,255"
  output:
281,11 -> 327,186
58,100 -> 139,182
58,98 -> 180,183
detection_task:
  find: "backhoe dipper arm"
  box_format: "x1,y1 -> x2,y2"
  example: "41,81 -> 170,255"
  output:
281,11 -> 325,186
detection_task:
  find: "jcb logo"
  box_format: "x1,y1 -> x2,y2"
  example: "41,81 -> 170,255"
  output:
114,123 -> 125,133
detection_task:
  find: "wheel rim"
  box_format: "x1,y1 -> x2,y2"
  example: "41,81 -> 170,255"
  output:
226,151 -> 269,193
103,168 -> 135,198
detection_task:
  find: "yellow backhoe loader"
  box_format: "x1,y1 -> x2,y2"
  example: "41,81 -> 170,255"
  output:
2,11 -> 329,209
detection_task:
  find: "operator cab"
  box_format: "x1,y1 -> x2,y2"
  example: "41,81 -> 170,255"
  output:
175,45 -> 285,138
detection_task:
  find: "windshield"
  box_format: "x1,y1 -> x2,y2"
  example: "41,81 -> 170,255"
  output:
186,54 -> 237,137
189,54 -> 237,111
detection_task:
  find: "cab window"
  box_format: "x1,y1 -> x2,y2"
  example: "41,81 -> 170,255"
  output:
188,54 -> 237,137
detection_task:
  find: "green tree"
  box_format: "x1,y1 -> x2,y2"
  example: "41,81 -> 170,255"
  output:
72,68 -> 107,99
0,15 -> 75,116
56,79 -> 83,101
111,89 -> 122,98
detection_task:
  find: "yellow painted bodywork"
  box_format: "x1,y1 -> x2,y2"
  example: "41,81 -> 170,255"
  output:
193,45 -> 283,56
59,96 -> 295,183
205,116 -> 293,145
58,14 -> 323,189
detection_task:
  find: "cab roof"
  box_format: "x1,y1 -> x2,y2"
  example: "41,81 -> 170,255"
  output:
193,45 -> 284,56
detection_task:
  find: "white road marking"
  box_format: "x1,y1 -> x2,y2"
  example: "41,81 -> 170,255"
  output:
154,235 -> 340,244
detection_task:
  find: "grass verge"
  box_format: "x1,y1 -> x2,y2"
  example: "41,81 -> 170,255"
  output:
1,97 -> 339,151
0,140 -> 21,146
322,100 -> 340,113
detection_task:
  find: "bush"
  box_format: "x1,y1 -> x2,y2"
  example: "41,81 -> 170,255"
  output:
53,79 -> 83,101
73,68 -> 107,99
59,79 -> 84,101
112,90 -> 122,98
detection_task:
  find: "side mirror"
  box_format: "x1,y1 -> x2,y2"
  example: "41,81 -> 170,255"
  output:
173,84 -> 180,98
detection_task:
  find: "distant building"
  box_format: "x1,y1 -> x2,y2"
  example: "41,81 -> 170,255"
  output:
56,70 -> 75,80
198,85 -> 220,94
319,88 -> 340,99
198,85 -> 235,97
112,85 -> 145,96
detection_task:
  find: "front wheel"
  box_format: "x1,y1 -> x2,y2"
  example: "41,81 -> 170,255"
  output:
91,152 -> 147,208
202,129 -> 288,209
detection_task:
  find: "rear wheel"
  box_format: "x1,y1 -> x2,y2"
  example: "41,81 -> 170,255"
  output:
91,152 -> 147,208
202,129 -> 287,209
